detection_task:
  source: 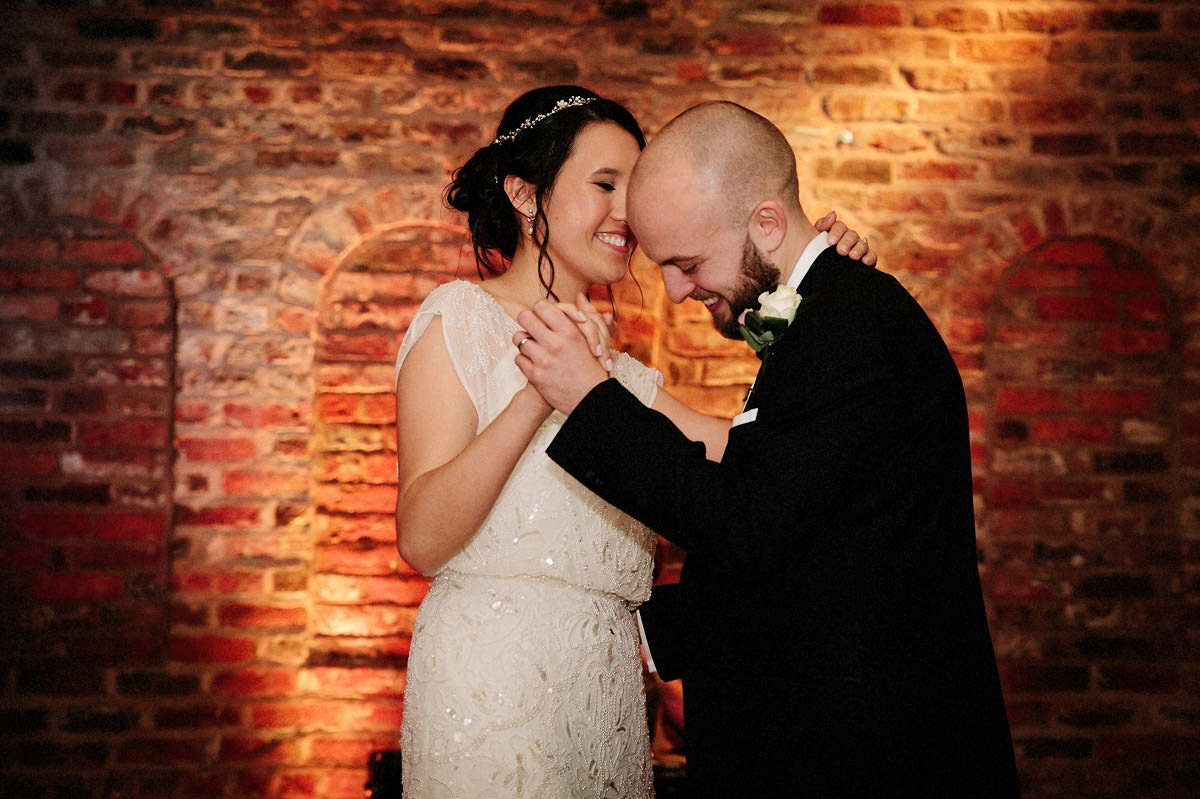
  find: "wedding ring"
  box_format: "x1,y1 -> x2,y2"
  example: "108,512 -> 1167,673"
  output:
516,336 -> 532,350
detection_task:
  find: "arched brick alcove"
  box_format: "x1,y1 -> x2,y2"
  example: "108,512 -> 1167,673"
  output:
308,222 -> 470,770
983,236 -> 1191,797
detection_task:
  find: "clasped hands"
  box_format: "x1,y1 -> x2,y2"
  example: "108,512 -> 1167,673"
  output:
514,294 -> 613,416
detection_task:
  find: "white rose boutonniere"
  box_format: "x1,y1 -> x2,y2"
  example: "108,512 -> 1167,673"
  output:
737,285 -> 803,359
738,285 -> 805,409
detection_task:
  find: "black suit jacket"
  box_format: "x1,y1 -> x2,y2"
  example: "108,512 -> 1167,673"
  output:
548,249 -> 1020,797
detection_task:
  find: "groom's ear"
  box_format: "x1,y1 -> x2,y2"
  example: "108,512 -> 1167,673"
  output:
748,200 -> 787,255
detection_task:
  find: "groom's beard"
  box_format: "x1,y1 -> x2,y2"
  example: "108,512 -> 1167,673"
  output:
715,237 -> 783,339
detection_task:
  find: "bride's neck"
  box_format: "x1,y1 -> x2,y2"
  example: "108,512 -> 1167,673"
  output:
484,249 -> 590,311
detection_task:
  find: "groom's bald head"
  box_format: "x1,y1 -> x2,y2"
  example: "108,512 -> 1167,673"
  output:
629,101 -> 802,231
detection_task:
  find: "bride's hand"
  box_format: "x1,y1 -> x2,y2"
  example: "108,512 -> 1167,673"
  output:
816,210 -> 877,267
556,294 -> 615,373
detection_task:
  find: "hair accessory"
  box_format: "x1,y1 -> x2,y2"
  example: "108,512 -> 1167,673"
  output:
492,96 -> 596,145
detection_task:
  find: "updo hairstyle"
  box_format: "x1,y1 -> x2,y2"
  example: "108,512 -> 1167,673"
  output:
445,85 -> 645,298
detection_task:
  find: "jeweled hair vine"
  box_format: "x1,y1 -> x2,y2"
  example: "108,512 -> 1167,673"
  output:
492,96 -> 597,146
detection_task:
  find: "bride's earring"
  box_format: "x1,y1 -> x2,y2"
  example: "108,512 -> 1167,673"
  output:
526,207 -> 535,235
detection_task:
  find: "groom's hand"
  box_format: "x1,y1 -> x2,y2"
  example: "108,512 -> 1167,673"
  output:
515,299 -> 610,415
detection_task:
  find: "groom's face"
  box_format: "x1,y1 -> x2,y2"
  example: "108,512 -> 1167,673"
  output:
629,165 -> 780,339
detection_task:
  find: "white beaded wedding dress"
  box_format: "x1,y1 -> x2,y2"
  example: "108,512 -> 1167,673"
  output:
395,280 -> 658,798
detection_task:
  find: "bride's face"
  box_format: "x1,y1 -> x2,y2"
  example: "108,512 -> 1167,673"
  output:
540,122 -> 641,289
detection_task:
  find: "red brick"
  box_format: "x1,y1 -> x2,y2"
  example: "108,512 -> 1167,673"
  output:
303,667 -> 405,698
177,436 -> 256,461
210,668 -> 299,697
223,401 -> 312,428
1125,296 -> 1167,323
1077,389 -> 1154,415
73,542 -> 163,569
326,768 -> 373,799
115,298 -> 171,326
96,512 -> 165,540
1033,418 -> 1114,444
1006,265 -> 1082,292
175,401 -> 214,423
316,393 -> 358,423
1041,479 -> 1109,502
983,567 -> 1060,601
79,419 -> 168,448
1097,328 -> 1171,354
1033,239 -> 1108,266
0,450 -> 58,477
309,736 -> 397,766
116,737 -> 211,766
66,240 -> 145,266
992,323 -> 1072,348
222,469 -> 309,496
9,267 -> 82,290
1095,734 -> 1180,763
277,771 -> 322,798
0,543 -> 48,569
319,332 -> 395,362
995,387 -> 1067,414
218,735 -> 304,765
31,572 -> 124,601
153,703 -> 241,730
1036,295 -> 1119,322
171,568 -> 268,594
247,701 -> 346,730
1089,266 -> 1160,293
819,3 -> 903,26
314,483 -> 398,514
174,504 -> 262,528
84,267 -> 165,296
0,294 -> 60,321
353,575 -> 430,605
218,602 -> 307,629
63,295 -> 109,323
169,633 -> 257,664
13,510 -> 95,539
999,663 -> 1090,691
1,236 -> 60,261
989,478 -> 1037,506
358,393 -> 395,424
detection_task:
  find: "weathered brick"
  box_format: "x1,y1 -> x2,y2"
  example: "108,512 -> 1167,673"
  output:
995,387 -> 1068,414
1096,328 -> 1171,355
1076,389 -> 1154,415
177,436 -> 256,461
31,572 -> 124,601
169,633 -> 257,664
1036,295 -> 1120,322
218,602 -> 307,630
818,4 -> 903,26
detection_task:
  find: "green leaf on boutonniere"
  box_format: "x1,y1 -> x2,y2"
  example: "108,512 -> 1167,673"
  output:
738,310 -> 790,360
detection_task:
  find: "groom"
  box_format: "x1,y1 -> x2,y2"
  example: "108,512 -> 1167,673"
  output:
515,102 -> 1019,797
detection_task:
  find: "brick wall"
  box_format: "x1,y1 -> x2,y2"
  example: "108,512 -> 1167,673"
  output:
1,2 -> 1198,797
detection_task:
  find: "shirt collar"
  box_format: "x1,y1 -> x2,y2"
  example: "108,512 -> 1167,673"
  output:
784,232 -> 831,290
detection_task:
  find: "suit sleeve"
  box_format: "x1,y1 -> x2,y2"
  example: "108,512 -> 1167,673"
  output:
547,268 -> 960,574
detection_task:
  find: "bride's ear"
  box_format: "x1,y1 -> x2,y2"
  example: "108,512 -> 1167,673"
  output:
503,175 -> 537,218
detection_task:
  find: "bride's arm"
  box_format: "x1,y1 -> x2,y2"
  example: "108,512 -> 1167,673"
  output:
394,316 -> 550,575
650,389 -> 730,462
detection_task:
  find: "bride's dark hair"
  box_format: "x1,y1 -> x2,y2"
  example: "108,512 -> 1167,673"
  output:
445,85 -> 646,300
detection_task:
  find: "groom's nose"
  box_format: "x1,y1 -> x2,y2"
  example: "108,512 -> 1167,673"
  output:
660,266 -> 693,304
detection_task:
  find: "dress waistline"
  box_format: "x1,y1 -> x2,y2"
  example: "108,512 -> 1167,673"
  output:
434,569 -> 640,611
